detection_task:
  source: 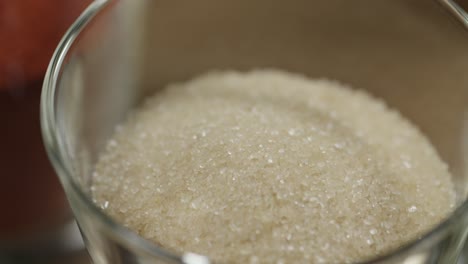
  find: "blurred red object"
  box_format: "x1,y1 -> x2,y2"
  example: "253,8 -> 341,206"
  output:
0,0 -> 90,243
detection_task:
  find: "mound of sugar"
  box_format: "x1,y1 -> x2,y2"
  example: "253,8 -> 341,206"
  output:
92,70 -> 455,263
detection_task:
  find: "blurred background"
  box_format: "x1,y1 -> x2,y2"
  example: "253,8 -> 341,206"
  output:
0,0 -> 90,263
1,1 -> 468,264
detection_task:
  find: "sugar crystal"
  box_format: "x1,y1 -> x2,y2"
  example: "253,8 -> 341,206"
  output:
91,70 -> 455,263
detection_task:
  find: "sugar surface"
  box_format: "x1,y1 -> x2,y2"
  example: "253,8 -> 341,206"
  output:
92,70 -> 455,263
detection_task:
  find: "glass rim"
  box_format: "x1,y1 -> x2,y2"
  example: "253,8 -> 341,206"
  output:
40,0 -> 468,263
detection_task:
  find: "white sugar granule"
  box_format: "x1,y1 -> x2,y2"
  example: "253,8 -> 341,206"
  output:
92,70 -> 455,263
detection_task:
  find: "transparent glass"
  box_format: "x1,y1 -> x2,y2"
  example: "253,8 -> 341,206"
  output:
41,0 -> 468,263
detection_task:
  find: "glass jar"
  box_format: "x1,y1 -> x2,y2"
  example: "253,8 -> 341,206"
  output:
41,0 -> 468,263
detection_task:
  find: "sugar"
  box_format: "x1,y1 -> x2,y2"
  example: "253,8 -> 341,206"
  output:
91,69 -> 455,263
